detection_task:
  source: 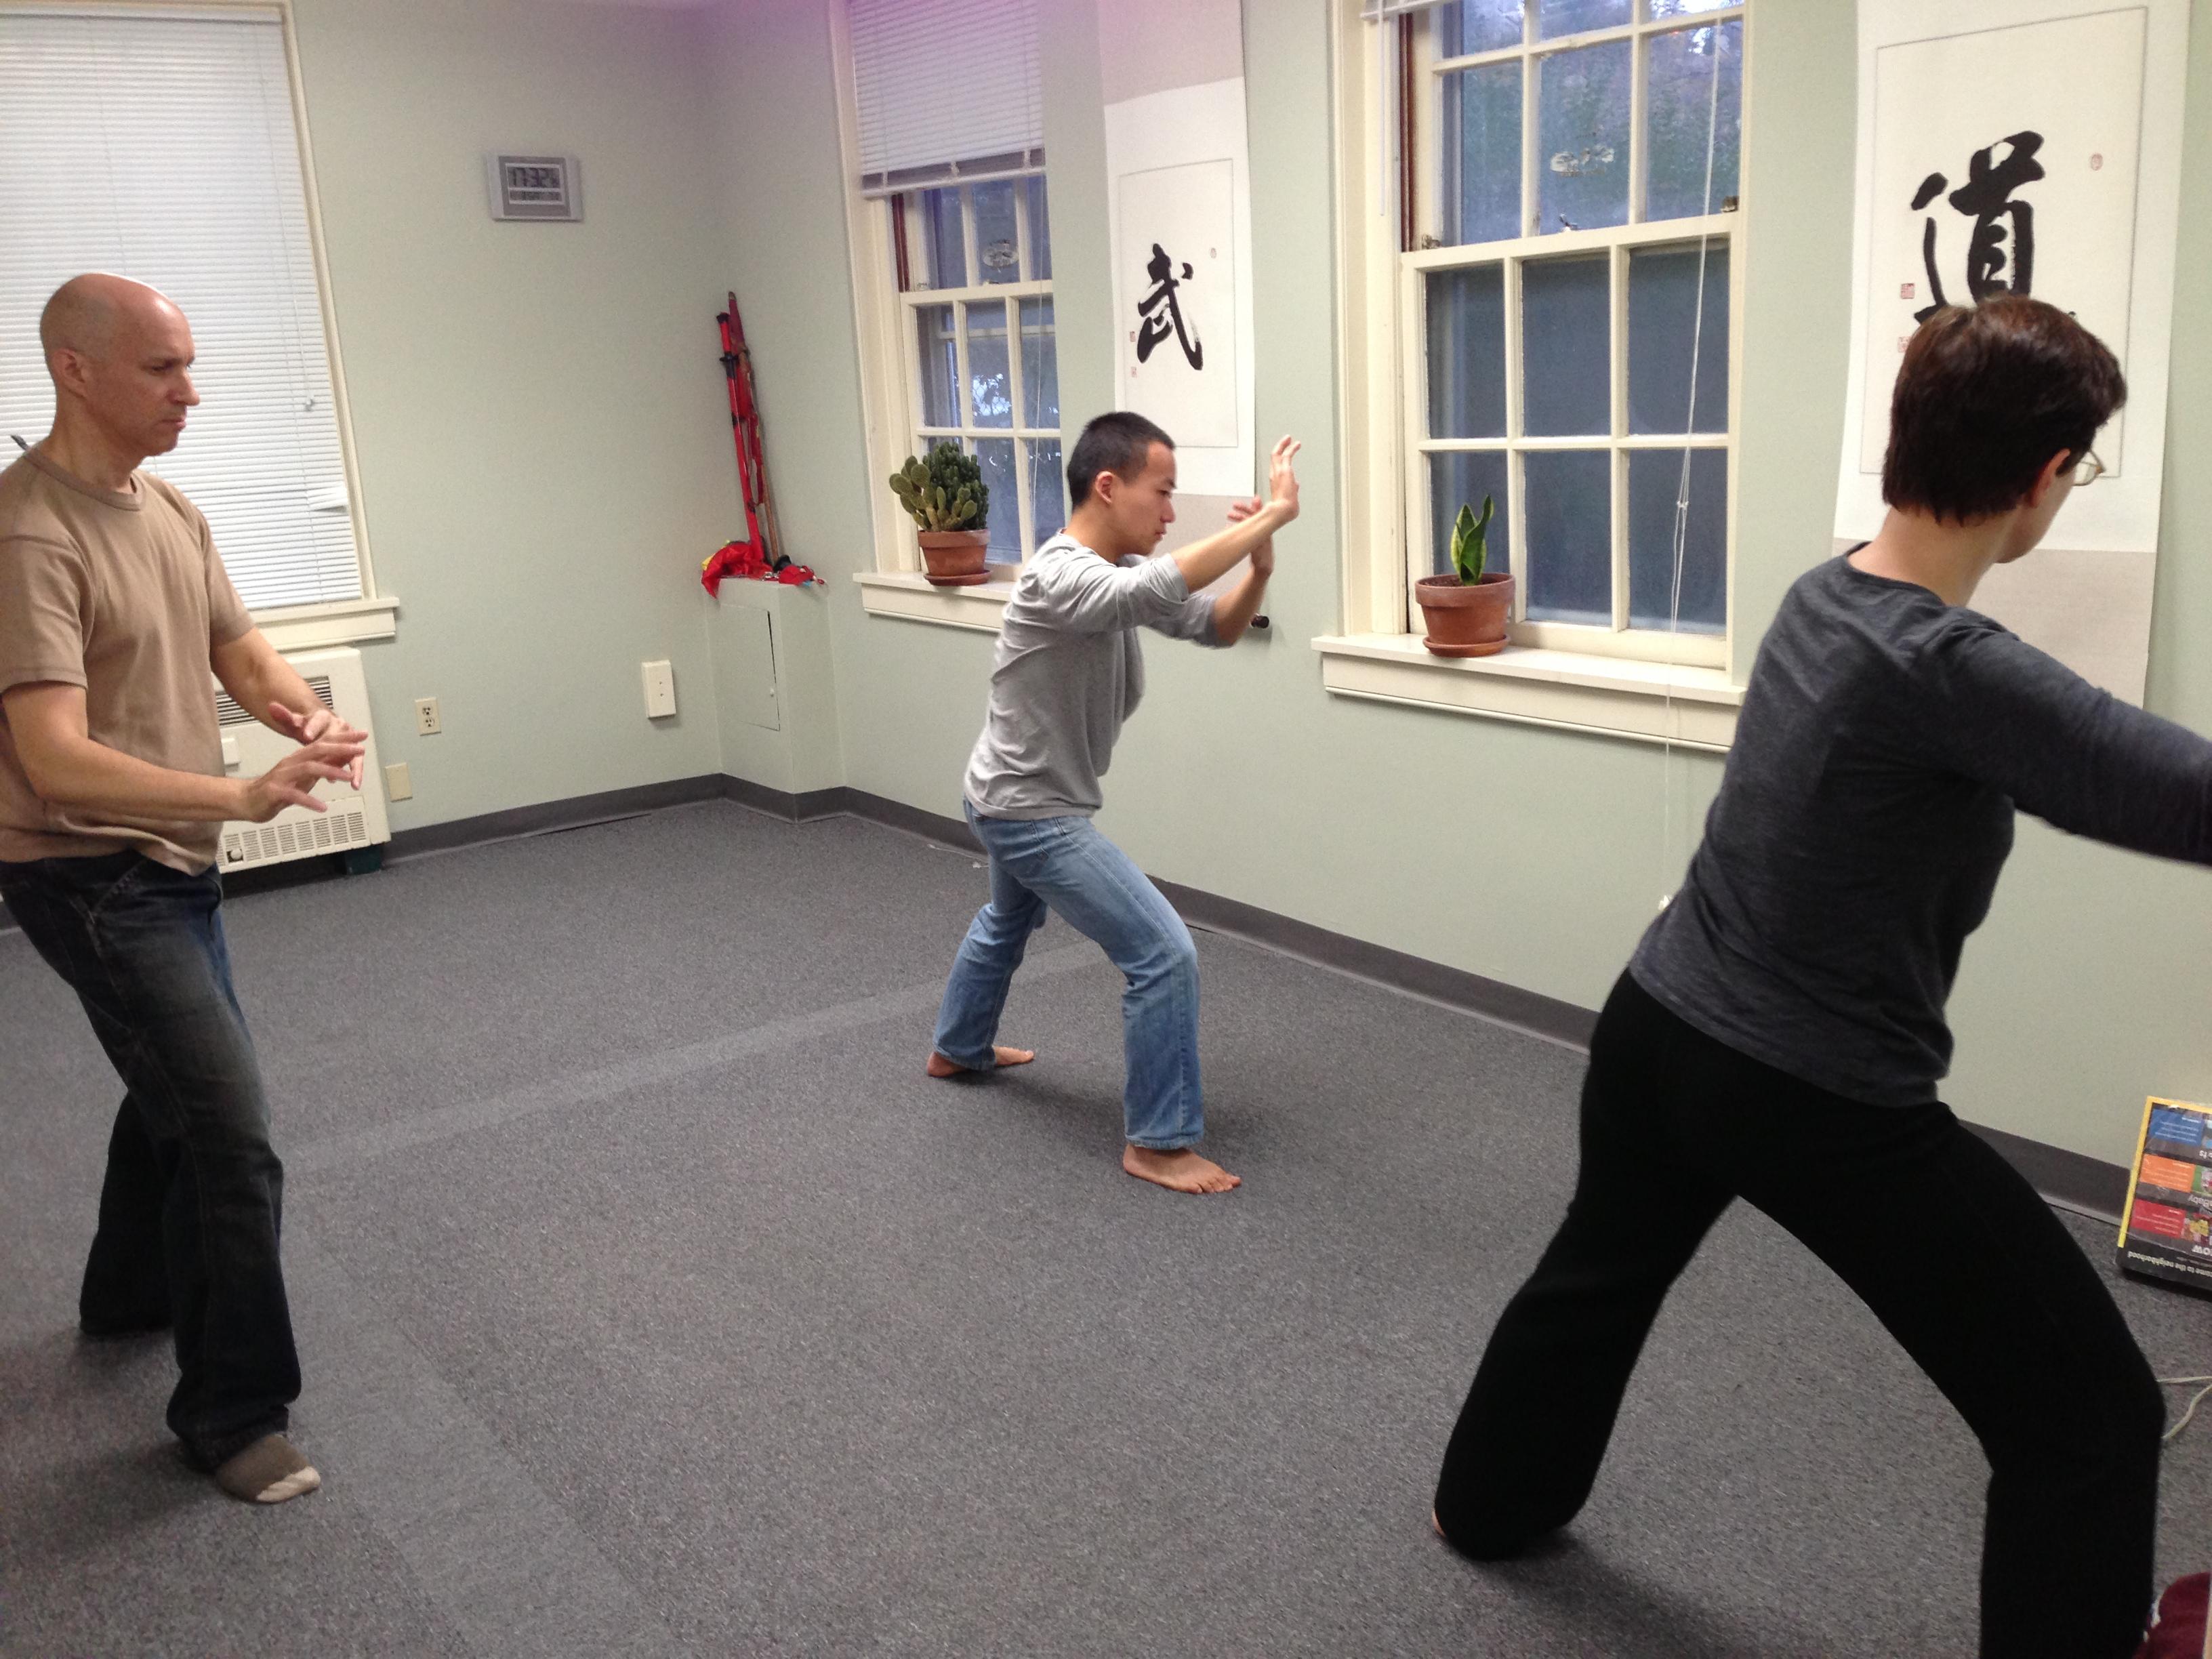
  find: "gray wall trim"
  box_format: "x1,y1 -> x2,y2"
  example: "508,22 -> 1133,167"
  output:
1963,1122 -> 2129,1223
386,775 -> 726,861
719,776 -> 851,823
1151,876 -> 1599,1051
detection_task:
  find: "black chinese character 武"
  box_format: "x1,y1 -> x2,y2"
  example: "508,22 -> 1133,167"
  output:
1136,243 -> 1204,371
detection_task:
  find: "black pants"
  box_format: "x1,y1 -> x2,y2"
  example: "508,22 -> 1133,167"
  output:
1436,971 -> 2164,1659
0,853 -> 300,1469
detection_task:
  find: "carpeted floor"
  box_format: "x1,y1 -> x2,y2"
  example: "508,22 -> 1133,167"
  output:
1,800 -> 2205,1657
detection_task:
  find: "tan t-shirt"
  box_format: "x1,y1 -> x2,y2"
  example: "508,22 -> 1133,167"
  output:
0,447 -> 252,873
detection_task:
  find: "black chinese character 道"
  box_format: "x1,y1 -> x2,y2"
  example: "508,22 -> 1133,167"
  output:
1912,131 -> 2045,323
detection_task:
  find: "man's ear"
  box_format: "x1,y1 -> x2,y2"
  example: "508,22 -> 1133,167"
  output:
2024,449 -> 2072,509
1092,470 -> 1118,506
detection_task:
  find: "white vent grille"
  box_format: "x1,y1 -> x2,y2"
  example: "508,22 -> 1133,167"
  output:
220,796 -> 368,870
214,675 -> 333,730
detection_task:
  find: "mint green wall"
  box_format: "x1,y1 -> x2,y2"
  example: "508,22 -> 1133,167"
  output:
289,0 -> 737,829
694,0 -> 2212,1168
283,0 -> 2209,1169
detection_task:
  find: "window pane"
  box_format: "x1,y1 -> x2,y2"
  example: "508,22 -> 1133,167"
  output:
1029,438 -> 1067,546
1520,253 -> 1610,436
920,187 -> 964,289
1648,0 -> 1734,17
1523,449 -> 1612,625
1538,0 -> 1629,38
916,303 -> 958,428
974,180 -> 1019,285
972,438 -> 1020,558
965,301 -> 1012,428
1427,451 -> 1512,580
1628,241 -> 1729,434
1439,0 -> 1525,55
1537,41 -> 1631,234
1024,175 -> 1052,280
1439,62 -> 1522,245
1427,266 -> 1507,438
1646,21 -> 1742,222
1019,297 -> 1059,428
1628,449 -> 1725,634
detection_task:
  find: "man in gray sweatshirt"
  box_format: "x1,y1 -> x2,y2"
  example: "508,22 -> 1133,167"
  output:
926,413 -> 1300,1194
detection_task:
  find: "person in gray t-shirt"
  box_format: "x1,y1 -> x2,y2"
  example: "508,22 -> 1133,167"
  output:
1434,298 -> 2211,1656
927,414 -> 1301,1196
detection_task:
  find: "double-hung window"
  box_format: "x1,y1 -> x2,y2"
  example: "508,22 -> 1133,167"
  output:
839,0 -> 1062,581
0,3 -> 377,630
900,173 -> 1063,558
1351,0 -> 1745,669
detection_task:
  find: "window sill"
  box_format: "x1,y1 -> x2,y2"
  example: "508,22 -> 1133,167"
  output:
253,595 -> 399,652
1311,632 -> 1742,750
854,568 -> 1019,633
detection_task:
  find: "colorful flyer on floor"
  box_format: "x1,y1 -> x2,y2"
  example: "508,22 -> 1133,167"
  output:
2117,1097 -> 2212,1296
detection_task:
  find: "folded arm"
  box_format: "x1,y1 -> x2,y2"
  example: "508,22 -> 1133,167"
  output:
3,680 -> 365,826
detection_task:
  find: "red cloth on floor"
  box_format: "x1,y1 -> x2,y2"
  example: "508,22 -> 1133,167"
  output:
2136,1574 -> 2209,1659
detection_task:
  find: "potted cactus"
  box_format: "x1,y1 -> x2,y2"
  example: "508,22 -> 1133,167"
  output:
1415,495 -> 1513,657
890,443 -> 993,587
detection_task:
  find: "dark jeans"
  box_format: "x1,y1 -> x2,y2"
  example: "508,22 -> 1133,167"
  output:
0,852 -> 299,1469
1437,970 -> 2165,1659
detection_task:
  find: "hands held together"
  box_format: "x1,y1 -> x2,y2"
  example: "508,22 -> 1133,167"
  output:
243,701 -> 369,823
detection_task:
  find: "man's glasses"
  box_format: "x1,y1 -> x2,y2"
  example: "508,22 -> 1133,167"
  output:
2072,449 -> 2106,488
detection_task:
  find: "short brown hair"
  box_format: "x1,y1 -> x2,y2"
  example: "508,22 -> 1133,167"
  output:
1882,296 -> 2125,523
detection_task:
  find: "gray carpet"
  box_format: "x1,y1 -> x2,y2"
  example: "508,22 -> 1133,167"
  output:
1,800 -> 2205,1657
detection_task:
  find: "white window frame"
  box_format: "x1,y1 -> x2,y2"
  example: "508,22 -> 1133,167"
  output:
902,173 -> 1063,560
0,0 -> 392,651
832,4 -> 1059,624
1324,0 -> 1749,745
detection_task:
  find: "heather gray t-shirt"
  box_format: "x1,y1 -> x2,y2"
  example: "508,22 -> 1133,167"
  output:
1632,552 -> 2212,1107
964,533 -> 1223,819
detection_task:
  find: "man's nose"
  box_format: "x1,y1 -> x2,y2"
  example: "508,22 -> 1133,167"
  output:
180,376 -> 200,405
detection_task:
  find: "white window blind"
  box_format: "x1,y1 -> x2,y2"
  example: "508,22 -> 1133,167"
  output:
0,6 -> 363,613
848,0 -> 1042,193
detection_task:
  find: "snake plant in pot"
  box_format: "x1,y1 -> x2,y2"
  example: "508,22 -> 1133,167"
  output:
1415,495 -> 1512,657
890,443 -> 993,587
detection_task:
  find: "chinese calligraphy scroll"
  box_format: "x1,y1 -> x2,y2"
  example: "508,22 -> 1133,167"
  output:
1834,0 -> 2192,703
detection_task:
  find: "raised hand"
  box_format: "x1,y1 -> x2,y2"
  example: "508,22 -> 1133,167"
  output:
268,700 -> 367,789
1267,435 -> 1303,520
241,737 -> 366,822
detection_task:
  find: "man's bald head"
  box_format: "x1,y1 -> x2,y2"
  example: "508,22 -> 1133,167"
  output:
40,273 -> 183,367
37,273 -> 198,465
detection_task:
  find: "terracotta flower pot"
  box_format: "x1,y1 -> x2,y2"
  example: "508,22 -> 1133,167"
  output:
1415,572 -> 1514,657
918,529 -> 990,587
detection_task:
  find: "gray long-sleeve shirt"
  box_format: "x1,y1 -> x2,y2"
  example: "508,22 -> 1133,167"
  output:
963,533 -> 1224,819
1632,552 -> 2212,1107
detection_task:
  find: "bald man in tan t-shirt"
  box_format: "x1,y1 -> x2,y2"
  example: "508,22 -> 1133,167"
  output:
0,274 -> 366,1503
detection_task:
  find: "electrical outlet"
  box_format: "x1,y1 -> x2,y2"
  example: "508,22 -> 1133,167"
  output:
642,659 -> 676,720
384,762 -> 413,802
414,697 -> 441,735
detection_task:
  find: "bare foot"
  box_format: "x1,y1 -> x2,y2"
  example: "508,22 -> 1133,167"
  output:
924,1045 -> 1036,1078
1122,1145 -> 1241,1194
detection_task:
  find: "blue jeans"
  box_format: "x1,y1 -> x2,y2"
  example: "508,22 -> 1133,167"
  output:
933,805 -> 1204,1149
0,853 -> 300,1469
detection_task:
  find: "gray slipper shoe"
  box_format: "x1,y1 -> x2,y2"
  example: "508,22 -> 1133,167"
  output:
213,1433 -> 322,1504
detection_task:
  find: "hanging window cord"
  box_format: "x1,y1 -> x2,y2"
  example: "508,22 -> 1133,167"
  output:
2159,1374 -> 2212,1443
1659,20 -> 1727,912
